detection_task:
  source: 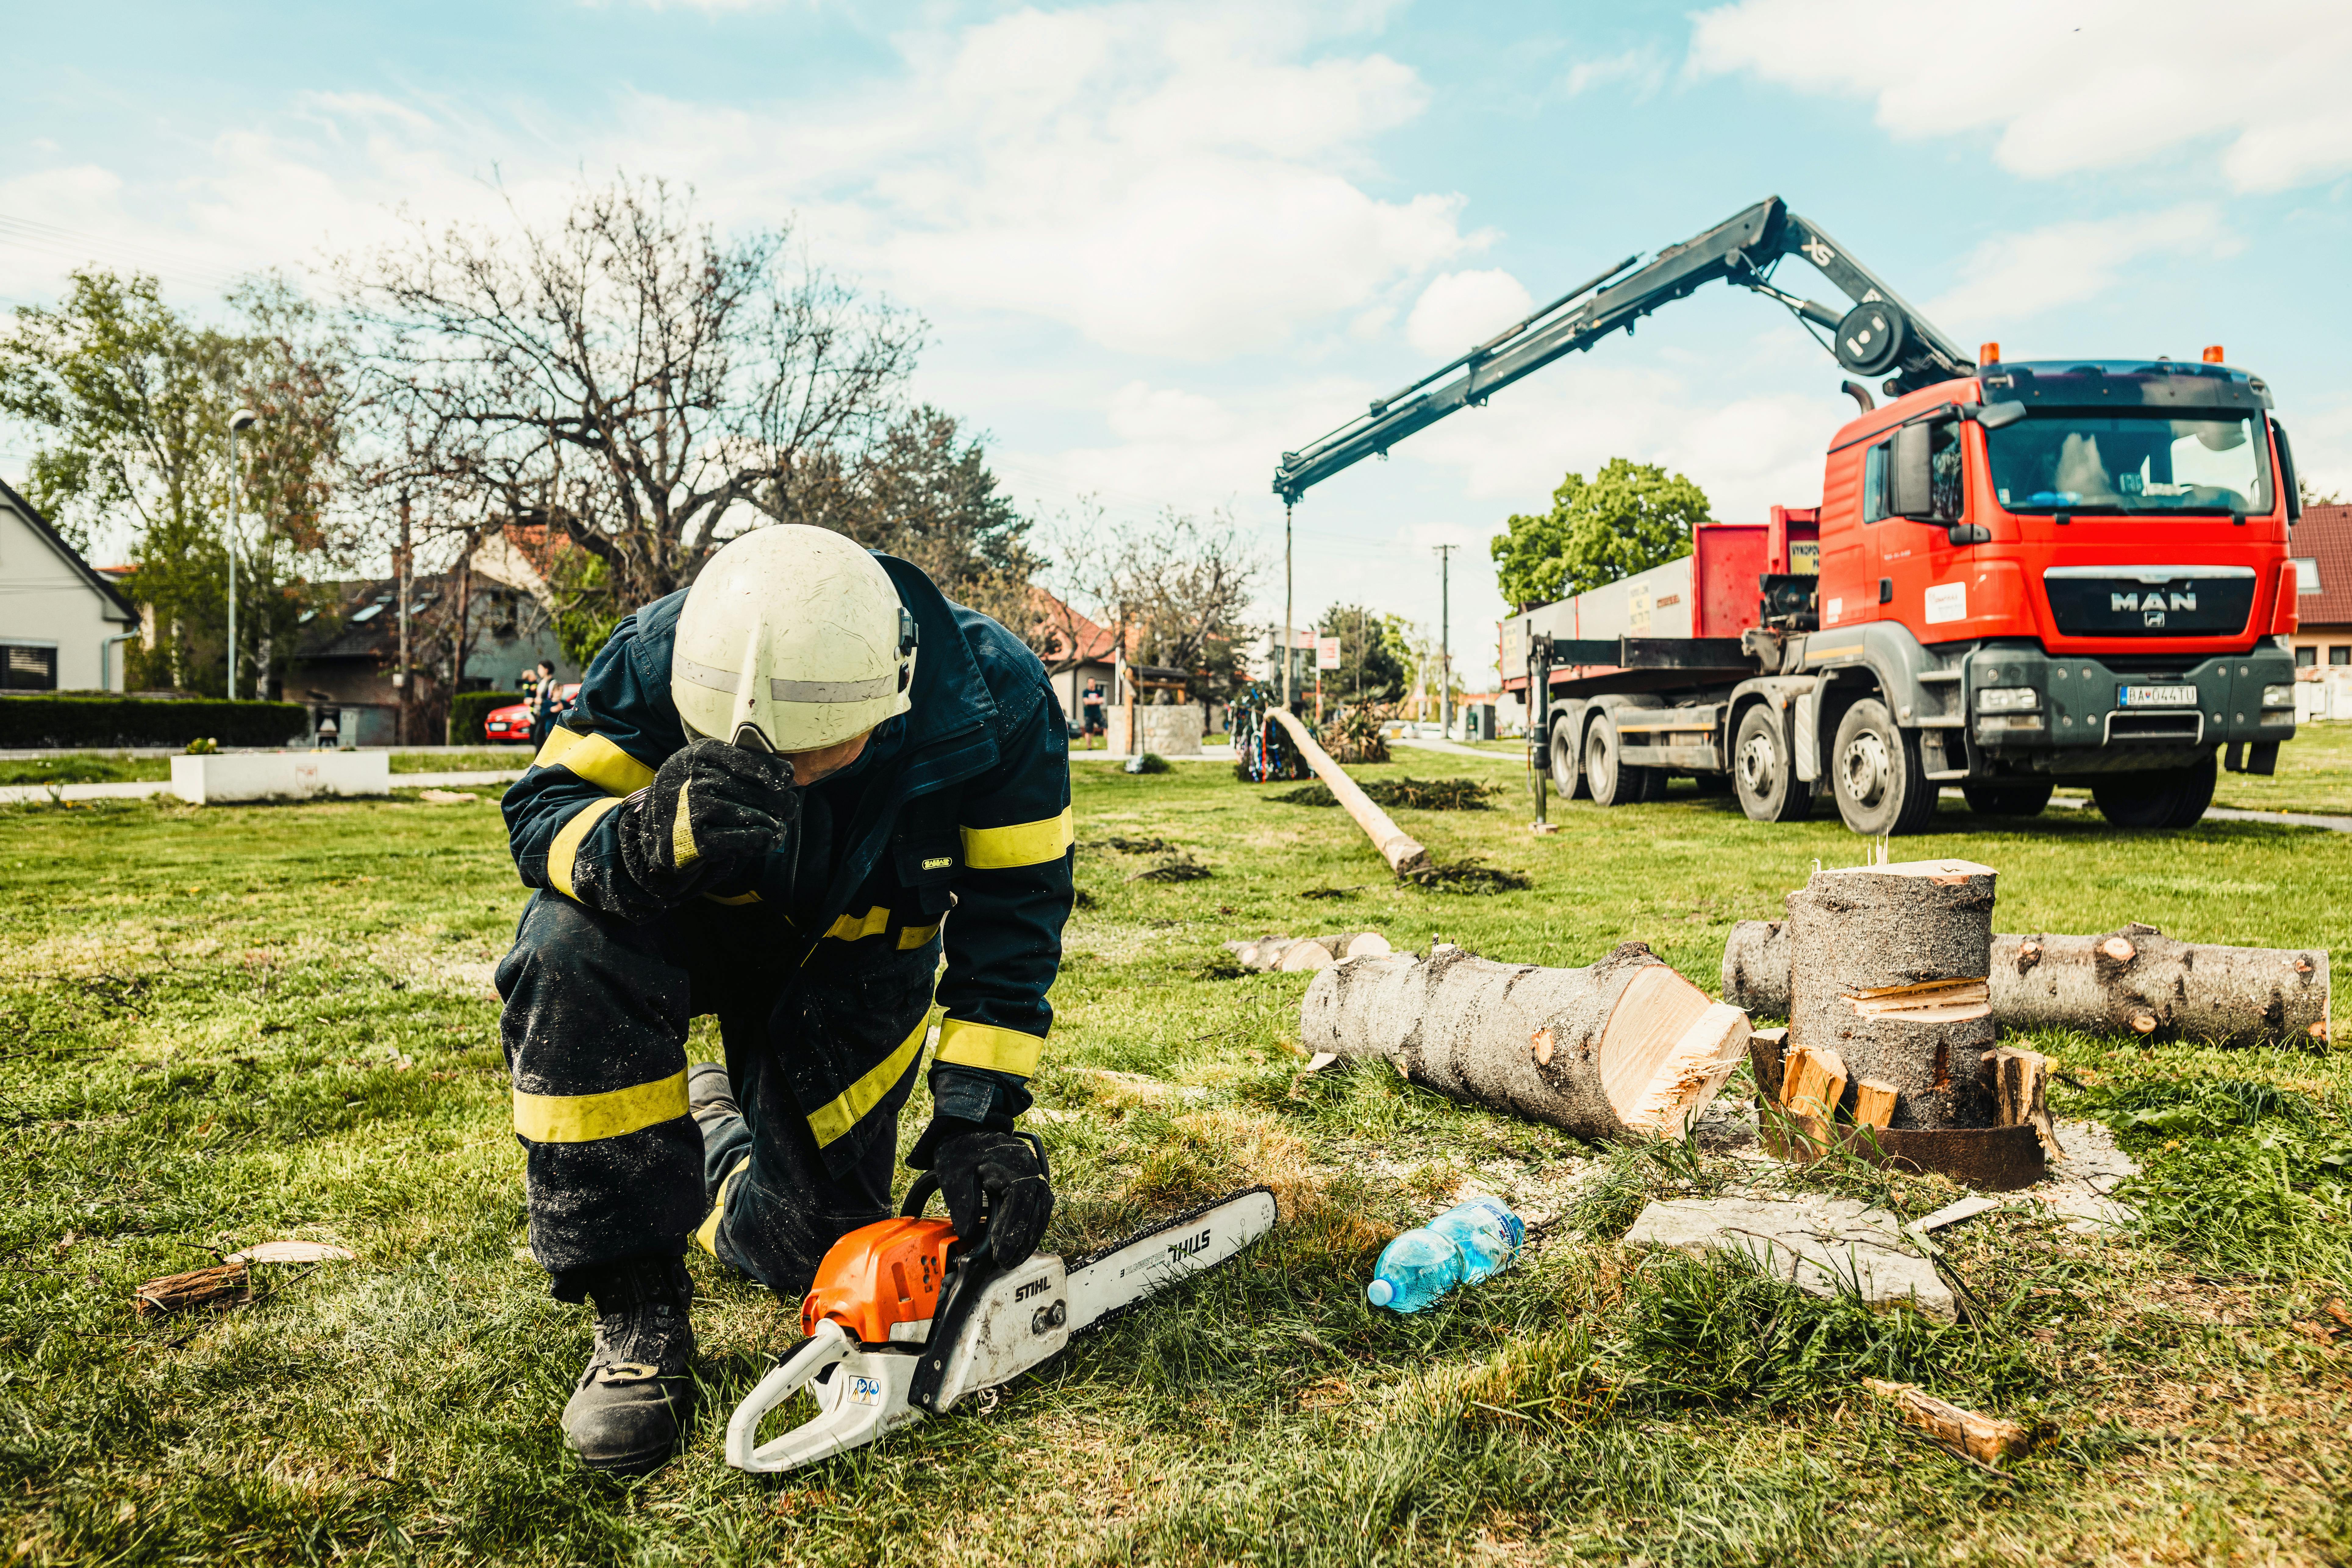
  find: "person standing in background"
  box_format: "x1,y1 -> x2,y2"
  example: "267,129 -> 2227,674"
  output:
531,661 -> 562,748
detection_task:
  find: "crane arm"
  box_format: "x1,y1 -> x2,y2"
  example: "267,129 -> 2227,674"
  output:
1272,196 -> 1973,504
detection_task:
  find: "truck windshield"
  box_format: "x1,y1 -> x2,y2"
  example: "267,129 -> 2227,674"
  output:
1985,412 -> 2272,516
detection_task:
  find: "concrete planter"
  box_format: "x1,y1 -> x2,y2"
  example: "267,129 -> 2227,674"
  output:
1106,705 -> 1205,756
170,751 -> 391,804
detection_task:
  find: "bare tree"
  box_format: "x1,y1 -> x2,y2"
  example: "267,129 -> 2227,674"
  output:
341,175 -> 922,652
1051,507 -> 1259,717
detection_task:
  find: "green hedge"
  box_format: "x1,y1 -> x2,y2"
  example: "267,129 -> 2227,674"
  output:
0,695 -> 310,750
449,691 -> 526,746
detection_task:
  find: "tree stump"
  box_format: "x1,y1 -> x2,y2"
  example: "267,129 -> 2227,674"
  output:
1785,859 -> 1996,1130
1298,942 -> 1750,1141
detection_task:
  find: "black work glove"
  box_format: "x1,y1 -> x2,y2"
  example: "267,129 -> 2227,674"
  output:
910,1124 -> 1053,1269
617,739 -> 798,908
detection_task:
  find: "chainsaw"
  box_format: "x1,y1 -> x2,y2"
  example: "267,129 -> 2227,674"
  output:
725,1139 -> 1277,1475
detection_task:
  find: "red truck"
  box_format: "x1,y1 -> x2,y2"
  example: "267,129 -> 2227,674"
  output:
1274,198 -> 2304,834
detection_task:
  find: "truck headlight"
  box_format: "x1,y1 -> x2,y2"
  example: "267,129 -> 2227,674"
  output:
1976,713 -> 2046,736
1975,686 -> 2041,712
2262,684 -> 2294,709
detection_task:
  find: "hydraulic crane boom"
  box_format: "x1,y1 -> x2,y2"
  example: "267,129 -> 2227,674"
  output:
1272,196 -> 1973,504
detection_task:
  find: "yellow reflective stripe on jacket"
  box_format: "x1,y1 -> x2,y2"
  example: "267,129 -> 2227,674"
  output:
897,921 -> 941,950
547,797 -> 625,902
534,726 -> 658,798
694,1155 -> 749,1255
935,1018 -> 1044,1077
823,905 -> 892,942
806,1017 -> 930,1149
960,806 -> 1075,870
513,1067 -> 688,1144
702,890 -> 763,906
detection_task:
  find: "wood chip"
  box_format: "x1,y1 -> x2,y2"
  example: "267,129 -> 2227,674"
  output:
132,1261 -> 249,1317
1863,1377 -> 2034,1466
225,1241 -> 356,1264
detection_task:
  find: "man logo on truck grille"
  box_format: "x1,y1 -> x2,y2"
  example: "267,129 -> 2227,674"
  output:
2111,590 -> 2195,613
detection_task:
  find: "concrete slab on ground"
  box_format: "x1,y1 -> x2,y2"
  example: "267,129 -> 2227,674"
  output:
1624,1193 -> 1956,1317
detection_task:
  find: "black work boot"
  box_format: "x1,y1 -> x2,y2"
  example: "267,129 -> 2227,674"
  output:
563,1256 -> 696,1474
688,1061 -> 740,1142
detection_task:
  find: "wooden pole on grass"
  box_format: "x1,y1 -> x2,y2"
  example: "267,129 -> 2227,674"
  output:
1264,706 -> 1431,876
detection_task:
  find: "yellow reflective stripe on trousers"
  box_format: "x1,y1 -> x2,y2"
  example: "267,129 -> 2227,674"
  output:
805,1016 -> 930,1150
547,796 -> 625,902
822,905 -> 892,942
896,921 -> 941,950
960,806 -> 1074,870
513,1066 -> 688,1143
935,1018 -> 1044,1077
533,726 -> 659,797
694,1155 -> 749,1255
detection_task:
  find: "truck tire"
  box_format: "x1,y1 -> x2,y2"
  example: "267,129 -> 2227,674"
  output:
1732,705 -> 1811,823
1583,715 -> 1654,808
1548,727 -> 1586,800
1830,698 -> 1938,836
1961,781 -> 2054,817
2092,754 -> 2217,829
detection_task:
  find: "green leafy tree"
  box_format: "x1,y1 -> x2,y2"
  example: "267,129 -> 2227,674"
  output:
0,269 -> 349,696
1489,457 -> 1713,611
1315,602 -> 1407,703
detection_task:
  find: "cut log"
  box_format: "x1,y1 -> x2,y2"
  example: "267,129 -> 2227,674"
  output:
1786,859 -> 1998,1130
1780,1044 -> 1850,1121
1725,919 -> 2330,1046
1265,707 -> 1430,876
1224,931 -> 1394,973
1853,1078 -> 1899,1130
1862,1378 -> 2035,1467
1298,942 -> 1750,1141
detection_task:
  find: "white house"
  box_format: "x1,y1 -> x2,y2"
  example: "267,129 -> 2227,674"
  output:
0,479 -> 138,691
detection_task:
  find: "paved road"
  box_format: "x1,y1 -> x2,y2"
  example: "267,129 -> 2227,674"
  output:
0,770 -> 524,806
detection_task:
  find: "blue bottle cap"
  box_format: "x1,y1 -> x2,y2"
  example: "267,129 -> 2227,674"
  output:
1366,1278 -> 1394,1307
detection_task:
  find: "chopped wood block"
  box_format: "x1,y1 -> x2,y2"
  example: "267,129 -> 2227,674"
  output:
1992,1046 -> 2062,1159
1278,940 -> 1336,973
1781,1043 -> 1850,1121
1862,1377 -> 2035,1466
1750,1025 -> 1789,1048
1853,1078 -> 1899,1130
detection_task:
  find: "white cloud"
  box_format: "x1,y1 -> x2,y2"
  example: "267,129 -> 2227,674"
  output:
1405,268 -> 1532,358
1689,0 -> 2352,192
1563,48 -> 1666,98
1105,381 -> 1237,445
1925,204 -> 2240,330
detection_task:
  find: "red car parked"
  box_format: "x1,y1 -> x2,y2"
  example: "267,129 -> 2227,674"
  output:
484,684 -> 577,744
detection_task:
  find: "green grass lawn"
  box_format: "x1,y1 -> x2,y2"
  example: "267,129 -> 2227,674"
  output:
3,762 -> 2350,1565
0,749 -> 534,787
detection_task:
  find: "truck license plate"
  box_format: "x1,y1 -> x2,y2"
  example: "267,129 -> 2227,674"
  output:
2119,684 -> 2198,708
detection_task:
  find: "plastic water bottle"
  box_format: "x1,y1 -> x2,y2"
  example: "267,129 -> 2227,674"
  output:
1365,1198 -> 1525,1312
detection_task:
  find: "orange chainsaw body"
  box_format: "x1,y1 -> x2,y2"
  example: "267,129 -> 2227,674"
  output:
800,1216 -> 957,1343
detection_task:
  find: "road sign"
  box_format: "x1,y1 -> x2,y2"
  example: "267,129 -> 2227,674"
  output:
1315,637 -> 1342,670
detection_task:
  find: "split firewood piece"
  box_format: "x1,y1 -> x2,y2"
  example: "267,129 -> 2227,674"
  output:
1862,1378 -> 2035,1467
1299,942 -> 1750,1141
1264,707 -> 1431,876
1786,859 -> 1997,1130
1725,919 -> 2330,1046
132,1261 -> 250,1318
1779,1044 -> 1850,1120
1853,1078 -> 1899,1130
1989,1046 -> 2062,1159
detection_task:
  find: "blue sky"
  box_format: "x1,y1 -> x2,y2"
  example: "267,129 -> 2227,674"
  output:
5,0 -> 2350,680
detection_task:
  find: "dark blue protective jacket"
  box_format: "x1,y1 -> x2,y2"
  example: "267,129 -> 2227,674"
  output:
500,553 -> 1073,1155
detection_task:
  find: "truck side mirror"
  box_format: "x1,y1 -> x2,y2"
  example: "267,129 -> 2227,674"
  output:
1973,400 -> 2027,429
1888,422 -> 1938,519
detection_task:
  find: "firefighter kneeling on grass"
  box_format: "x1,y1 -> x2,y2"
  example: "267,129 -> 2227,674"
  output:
495,525 -> 1072,1473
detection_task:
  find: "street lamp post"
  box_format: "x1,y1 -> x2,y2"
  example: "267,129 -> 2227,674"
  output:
227,408 -> 259,700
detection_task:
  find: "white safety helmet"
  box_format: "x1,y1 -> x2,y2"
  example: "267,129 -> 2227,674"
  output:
670,525 -> 918,753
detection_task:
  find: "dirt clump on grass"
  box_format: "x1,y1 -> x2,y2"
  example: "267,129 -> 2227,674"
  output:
1270,776 -> 1498,811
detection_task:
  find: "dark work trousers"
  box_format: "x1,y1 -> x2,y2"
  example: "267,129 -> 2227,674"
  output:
495,890 -> 939,1302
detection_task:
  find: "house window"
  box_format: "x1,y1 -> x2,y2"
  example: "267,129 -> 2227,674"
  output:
2298,645 -> 2318,668
2334,647 -> 2351,667
1,644 -> 58,691
2294,557 -> 2322,594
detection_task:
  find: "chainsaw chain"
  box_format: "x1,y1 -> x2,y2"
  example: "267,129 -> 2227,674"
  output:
1061,1183 -> 1275,1337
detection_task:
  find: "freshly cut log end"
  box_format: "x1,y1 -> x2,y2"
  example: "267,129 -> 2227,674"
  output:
1299,941 -> 1749,1142
1224,931 -> 1394,973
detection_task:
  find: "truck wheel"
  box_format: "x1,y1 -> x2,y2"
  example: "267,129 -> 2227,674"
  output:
1548,728 -> 1586,800
1830,698 -> 1938,835
1583,716 -> 1654,807
1961,781 -> 2054,817
2092,754 -> 2217,829
1732,705 -> 1810,823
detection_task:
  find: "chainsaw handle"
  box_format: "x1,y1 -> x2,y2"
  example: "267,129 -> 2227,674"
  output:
899,1131 -> 1051,1244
